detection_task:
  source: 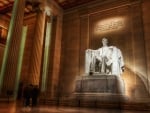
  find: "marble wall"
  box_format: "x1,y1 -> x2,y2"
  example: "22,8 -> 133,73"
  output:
142,0 -> 150,96
60,0 -> 150,101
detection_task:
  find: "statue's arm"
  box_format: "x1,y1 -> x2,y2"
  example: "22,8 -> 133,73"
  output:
118,49 -> 125,71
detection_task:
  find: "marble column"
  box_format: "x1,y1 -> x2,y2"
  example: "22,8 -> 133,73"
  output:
28,10 -> 46,85
14,26 -> 28,99
0,0 -> 25,93
47,15 -> 62,98
41,15 -> 53,92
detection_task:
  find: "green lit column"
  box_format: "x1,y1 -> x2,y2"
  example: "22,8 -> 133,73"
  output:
41,14 -> 53,92
0,0 -> 19,92
0,0 -> 25,93
41,7 -> 52,92
14,26 -> 28,99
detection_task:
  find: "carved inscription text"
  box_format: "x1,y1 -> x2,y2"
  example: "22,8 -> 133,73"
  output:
95,20 -> 124,32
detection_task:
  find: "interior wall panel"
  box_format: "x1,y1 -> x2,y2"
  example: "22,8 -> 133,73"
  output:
61,0 -> 149,100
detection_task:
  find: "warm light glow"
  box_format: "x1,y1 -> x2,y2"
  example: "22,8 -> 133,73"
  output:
0,3 -> 3,7
10,103 -> 17,113
122,67 -> 136,98
0,25 -> 7,30
44,6 -> 51,16
94,17 -> 126,35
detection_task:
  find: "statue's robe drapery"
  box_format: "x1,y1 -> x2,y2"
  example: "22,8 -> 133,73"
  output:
85,46 -> 124,76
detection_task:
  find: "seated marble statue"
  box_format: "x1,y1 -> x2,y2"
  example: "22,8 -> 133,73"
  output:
85,38 -> 124,76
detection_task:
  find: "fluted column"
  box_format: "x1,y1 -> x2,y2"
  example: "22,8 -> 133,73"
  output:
46,15 -> 63,98
28,10 -> 46,85
41,15 -> 53,92
14,26 -> 28,99
0,0 -> 25,92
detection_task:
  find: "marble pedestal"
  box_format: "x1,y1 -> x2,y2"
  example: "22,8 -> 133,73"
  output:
74,74 -> 127,106
56,74 -> 127,108
75,74 -> 125,94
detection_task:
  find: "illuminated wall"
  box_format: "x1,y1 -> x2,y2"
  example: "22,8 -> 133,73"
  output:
61,0 -> 150,100
85,4 -> 148,98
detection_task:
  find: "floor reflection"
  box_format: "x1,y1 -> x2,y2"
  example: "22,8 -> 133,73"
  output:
0,102 -> 149,113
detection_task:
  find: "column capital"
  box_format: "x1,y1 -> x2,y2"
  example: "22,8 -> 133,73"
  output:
39,5 -> 53,17
44,6 -> 52,16
26,0 -> 54,16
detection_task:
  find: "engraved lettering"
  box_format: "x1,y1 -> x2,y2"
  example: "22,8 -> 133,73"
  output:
95,20 -> 124,32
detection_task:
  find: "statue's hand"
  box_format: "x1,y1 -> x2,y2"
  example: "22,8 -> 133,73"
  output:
121,66 -> 125,72
86,49 -> 92,52
96,56 -> 102,61
104,57 -> 112,66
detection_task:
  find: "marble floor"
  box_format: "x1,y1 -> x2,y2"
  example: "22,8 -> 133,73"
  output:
0,102 -> 149,113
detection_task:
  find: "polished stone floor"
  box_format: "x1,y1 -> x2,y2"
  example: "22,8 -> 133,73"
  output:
0,102 -> 150,113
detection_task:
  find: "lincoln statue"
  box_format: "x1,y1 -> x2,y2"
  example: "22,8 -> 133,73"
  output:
85,38 -> 124,76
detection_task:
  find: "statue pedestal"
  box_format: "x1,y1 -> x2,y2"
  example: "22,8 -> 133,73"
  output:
75,74 -> 125,94
69,74 -> 127,106
57,74 -> 128,108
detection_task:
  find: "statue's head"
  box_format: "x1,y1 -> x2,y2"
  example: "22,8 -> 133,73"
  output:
102,38 -> 108,46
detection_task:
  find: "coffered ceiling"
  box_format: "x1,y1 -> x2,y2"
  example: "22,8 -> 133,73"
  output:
55,0 -> 97,9
0,0 -> 13,16
0,0 -> 32,17
0,0 -> 97,17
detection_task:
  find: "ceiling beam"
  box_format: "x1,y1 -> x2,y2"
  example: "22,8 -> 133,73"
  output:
0,3 -> 13,14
